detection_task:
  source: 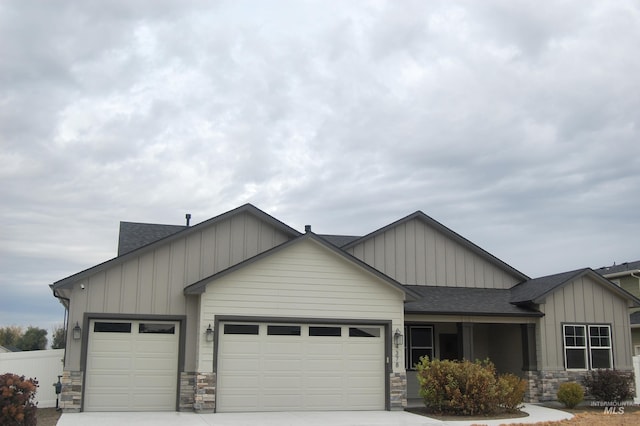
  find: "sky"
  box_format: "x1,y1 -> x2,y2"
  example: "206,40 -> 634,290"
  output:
1,0 -> 639,337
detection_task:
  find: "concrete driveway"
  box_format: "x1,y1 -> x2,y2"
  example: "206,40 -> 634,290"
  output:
57,404 -> 573,426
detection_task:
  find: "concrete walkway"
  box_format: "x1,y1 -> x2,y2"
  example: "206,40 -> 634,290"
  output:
57,404 -> 573,426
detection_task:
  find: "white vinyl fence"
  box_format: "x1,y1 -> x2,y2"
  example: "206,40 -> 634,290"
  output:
634,355 -> 640,404
0,349 -> 65,408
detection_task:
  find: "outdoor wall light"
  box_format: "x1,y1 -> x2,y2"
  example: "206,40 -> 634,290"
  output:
72,322 -> 82,340
393,328 -> 404,347
205,324 -> 214,342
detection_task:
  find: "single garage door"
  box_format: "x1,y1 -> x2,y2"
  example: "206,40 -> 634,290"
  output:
84,319 -> 179,411
217,322 -> 385,412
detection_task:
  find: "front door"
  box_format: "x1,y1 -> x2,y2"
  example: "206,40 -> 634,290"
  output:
439,333 -> 459,360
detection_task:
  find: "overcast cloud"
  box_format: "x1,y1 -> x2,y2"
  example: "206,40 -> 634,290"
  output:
1,0 -> 639,334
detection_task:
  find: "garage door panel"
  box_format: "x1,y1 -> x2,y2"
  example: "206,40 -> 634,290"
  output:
133,357 -> 176,370
218,373 -> 255,389
89,339 -> 133,352
263,375 -> 301,390
306,374 -> 343,389
85,393 -> 131,410
264,358 -> 303,370
217,322 -> 385,412
85,373 -> 130,388
262,394 -> 303,410
264,341 -> 302,353
133,373 -> 176,388
132,394 -> 174,410
307,342 -> 343,355
221,341 -> 260,354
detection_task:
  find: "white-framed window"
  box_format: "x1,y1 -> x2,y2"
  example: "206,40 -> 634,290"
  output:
404,325 -> 434,369
563,324 -> 612,370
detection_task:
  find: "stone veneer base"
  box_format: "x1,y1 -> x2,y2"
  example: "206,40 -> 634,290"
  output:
524,369 -> 635,402
194,372 -> 216,413
59,370 -> 83,413
390,372 -> 407,410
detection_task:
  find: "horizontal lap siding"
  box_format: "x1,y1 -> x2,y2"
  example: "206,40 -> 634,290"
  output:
347,219 -> 519,289
199,239 -> 405,372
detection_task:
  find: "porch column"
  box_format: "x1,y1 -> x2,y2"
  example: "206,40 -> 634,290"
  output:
457,323 -> 474,361
521,323 -> 537,371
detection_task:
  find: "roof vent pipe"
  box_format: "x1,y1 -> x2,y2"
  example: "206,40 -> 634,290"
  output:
305,225 -> 311,233
186,213 -> 191,227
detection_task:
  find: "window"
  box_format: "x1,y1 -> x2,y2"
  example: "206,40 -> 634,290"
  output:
309,326 -> 341,337
348,327 -> 380,337
588,326 -> 612,369
94,322 -> 131,333
267,325 -> 301,336
405,325 -> 434,369
563,324 -> 612,369
224,324 -> 259,335
139,323 -> 175,334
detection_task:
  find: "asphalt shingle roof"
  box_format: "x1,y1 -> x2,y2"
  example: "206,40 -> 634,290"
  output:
595,260 -> 640,276
510,269 -> 586,304
318,234 -> 361,247
117,222 -> 187,256
404,285 -> 542,317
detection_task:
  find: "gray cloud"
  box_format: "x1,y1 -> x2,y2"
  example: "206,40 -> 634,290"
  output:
1,0 -> 639,329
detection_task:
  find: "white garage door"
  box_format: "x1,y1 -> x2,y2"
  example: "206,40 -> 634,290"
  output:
217,323 -> 385,412
84,319 -> 179,411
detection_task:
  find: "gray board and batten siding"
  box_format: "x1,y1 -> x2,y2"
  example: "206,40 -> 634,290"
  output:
52,206 -> 300,371
343,212 -> 528,289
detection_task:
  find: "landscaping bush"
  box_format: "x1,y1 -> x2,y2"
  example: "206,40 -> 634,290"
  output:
0,373 -> 38,426
582,369 -> 634,403
557,382 -> 584,408
497,373 -> 526,412
415,357 -> 525,416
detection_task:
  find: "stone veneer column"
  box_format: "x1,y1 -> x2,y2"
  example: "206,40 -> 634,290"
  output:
389,372 -> 407,410
193,372 -> 216,413
179,372 -> 196,411
59,370 -> 83,412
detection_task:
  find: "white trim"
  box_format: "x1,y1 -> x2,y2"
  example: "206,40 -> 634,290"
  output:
563,324 -> 612,370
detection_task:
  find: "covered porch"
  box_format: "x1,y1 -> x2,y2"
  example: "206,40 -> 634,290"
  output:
402,286 -> 542,404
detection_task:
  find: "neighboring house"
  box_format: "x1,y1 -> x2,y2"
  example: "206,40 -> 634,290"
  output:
0,345 -> 22,353
596,260 -> 640,355
50,204 -> 640,413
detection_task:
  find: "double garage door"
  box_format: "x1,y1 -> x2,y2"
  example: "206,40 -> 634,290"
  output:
84,319 -> 179,411
217,322 -> 386,412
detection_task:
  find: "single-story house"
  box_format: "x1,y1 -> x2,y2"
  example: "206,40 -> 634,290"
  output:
50,204 -> 640,412
596,260 -> 640,355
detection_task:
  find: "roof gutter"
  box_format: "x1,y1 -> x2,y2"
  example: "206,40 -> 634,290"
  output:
602,269 -> 640,279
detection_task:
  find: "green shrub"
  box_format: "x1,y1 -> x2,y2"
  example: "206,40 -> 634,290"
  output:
557,382 -> 584,408
0,373 -> 38,426
415,357 -> 524,416
582,369 -> 634,403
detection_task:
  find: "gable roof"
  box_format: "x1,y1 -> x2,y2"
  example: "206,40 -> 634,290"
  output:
342,211 -> 530,282
51,204 -> 301,290
404,286 -> 543,317
118,222 -> 187,256
184,231 -> 420,300
595,260 -> 640,278
510,268 -> 640,306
